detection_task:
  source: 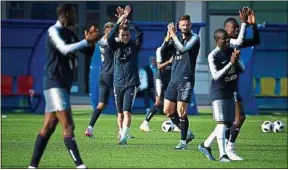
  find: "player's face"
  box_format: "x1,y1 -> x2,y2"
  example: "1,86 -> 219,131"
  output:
217,32 -> 230,50
225,21 -> 239,39
179,20 -> 191,34
66,8 -> 77,26
119,29 -> 130,44
150,58 -> 156,67
104,27 -> 112,36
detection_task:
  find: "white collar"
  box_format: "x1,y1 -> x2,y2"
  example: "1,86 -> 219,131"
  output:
55,20 -> 63,28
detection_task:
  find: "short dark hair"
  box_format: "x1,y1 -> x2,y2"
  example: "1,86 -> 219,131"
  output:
56,4 -> 75,18
224,18 -> 237,27
119,25 -> 129,32
213,29 -> 227,41
179,15 -> 191,21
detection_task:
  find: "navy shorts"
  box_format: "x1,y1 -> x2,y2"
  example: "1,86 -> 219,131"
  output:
164,79 -> 194,103
114,86 -> 138,113
99,74 -> 114,104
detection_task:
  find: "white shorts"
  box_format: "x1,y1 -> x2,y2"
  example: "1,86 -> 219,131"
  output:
44,88 -> 70,113
212,99 -> 235,122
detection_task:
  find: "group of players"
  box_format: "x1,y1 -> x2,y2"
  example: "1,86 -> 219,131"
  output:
28,3 -> 260,169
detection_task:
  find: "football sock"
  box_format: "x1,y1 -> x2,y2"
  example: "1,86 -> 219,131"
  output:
204,129 -> 216,148
145,105 -> 159,122
215,124 -> 226,157
64,135 -> 84,166
120,126 -> 130,141
89,109 -> 102,127
180,116 -> 189,141
225,123 -> 232,144
229,124 -> 240,143
170,112 -> 180,128
30,134 -> 50,167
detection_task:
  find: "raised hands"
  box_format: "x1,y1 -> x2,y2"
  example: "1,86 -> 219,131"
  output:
247,9 -> 256,25
240,6 -> 256,25
231,48 -> 240,65
167,22 -> 177,37
239,7 -> 249,23
85,25 -> 100,44
115,5 -> 131,25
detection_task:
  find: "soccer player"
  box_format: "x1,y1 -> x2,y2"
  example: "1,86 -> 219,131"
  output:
163,15 -> 200,150
28,4 -> 99,169
139,34 -> 174,132
199,29 -> 245,162
107,5 -> 143,145
85,22 -> 115,138
224,7 -> 260,160
138,56 -> 157,114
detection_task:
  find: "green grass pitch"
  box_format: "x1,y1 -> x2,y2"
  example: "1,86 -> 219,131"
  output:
1,109 -> 287,168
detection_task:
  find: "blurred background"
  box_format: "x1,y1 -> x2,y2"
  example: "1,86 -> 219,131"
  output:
1,1 -> 288,114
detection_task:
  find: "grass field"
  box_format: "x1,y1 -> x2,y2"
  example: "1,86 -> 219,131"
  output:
1,109 -> 287,169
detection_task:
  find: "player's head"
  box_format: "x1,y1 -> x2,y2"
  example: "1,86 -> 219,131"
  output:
57,4 -> 77,27
178,15 -> 192,35
149,56 -> 156,67
224,18 -> 239,39
104,22 -> 114,37
118,25 -> 131,44
214,29 -> 230,50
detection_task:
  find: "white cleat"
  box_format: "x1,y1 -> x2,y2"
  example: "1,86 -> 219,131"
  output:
77,164 -> 87,169
226,147 -> 244,160
140,121 -> 152,132
173,126 -> 181,132
28,166 -> 36,169
226,142 -> 244,161
227,151 -> 244,161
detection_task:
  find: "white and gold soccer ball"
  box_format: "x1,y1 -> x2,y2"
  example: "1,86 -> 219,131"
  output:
161,120 -> 174,132
261,121 -> 273,133
272,120 -> 285,133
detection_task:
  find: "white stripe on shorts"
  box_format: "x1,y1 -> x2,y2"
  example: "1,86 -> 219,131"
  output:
131,86 -> 138,108
155,79 -> 163,97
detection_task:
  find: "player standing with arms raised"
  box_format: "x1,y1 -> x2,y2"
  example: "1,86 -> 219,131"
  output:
163,15 -> 200,149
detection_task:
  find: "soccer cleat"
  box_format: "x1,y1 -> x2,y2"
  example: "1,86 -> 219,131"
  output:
198,143 -> 216,161
220,155 -> 231,162
186,130 -> 195,144
175,142 -> 187,150
226,143 -> 244,161
140,121 -> 152,132
118,138 -> 127,145
173,126 -> 181,132
226,149 -> 244,161
127,134 -> 135,139
85,127 -> 94,138
28,166 -> 36,169
76,164 -> 87,169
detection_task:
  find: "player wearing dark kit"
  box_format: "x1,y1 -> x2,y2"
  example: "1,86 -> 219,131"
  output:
85,22 -> 115,138
28,4 -> 99,169
198,29 -> 245,162
139,36 -> 174,132
163,15 -> 200,150
107,6 -> 143,145
224,7 -> 260,160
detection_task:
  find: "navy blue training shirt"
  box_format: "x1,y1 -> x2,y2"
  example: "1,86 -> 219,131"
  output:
107,22 -> 143,87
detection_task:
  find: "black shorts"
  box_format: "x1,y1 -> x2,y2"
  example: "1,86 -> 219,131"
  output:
99,74 -> 113,104
164,79 -> 194,103
154,78 -> 170,98
114,86 -> 138,113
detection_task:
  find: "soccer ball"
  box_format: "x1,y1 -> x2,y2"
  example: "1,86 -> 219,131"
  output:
261,121 -> 273,132
161,120 -> 174,132
273,120 -> 285,133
